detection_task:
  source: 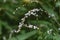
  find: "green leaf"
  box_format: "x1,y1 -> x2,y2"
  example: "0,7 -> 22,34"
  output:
0,20 -> 2,35
56,1 -> 60,7
39,1 -> 58,19
10,30 -> 37,40
2,21 -> 12,31
10,37 -> 17,40
29,20 -> 52,26
53,35 -> 60,40
5,12 -> 16,19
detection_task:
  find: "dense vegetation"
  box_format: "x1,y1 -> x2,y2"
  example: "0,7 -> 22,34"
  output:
0,0 -> 60,40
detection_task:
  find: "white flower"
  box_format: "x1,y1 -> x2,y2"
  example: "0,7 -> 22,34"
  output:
49,14 -> 55,17
14,29 -> 20,33
51,14 -> 55,17
25,13 -> 31,16
33,26 -> 37,29
34,9 -> 40,11
31,12 -> 36,15
35,14 -> 38,17
28,11 -> 31,13
18,24 -> 23,28
48,15 -> 51,18
21,18 -> 25,21
11,8 -> 41,34
31,9 -> 40,12
25,16 -> 28,18
58,28 -> 60,30
13,12 -> 15,14
16,30 -> 20,33
18,7 -> 20,9
3,0 -> 6,3
19,22 -> 21,25
33,26 -> 39,29
3,36 -> 6,40
18,22 -> 23,28
47,29 -> 53,34
28,25 -> 33,28
16,8 -> 18,10
37,27 -> 39,29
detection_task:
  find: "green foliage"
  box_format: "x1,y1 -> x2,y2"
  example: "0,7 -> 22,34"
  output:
10,30 -> 37,40
0,0 -> 60,40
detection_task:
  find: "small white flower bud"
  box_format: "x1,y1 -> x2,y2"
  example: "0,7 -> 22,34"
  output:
35,14 -> 38,17
25,16 -> 28,18
58,28 -> 60,30
37,27 -> 39,29
18,7 -> 20,9
47,29 -> 53,34
28,25 -> 33,28
21,18 -> 25,21
13,12 -> 15,14
34,9 -> 40,11
16,8 -> 18,10
25,13 -> 31,16
16,30 -> 20,33
31,12 -> 36,15
51,14 -> 55,17
28,11 -> 31,13
18,24 -> 22,28
3,0 -> 6,3
3,36 -> 6,40
48,15 -> 51,18
33,26 -> 37,29
19,22 -> 21,24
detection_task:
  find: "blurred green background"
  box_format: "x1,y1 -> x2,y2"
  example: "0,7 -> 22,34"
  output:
0,0 -> 60,40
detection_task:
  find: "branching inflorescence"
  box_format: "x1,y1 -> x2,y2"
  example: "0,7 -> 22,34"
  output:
9,6 -> 59,39
8,7 -> 60,40
12,8 -> 41,33
9,8 -> 42,39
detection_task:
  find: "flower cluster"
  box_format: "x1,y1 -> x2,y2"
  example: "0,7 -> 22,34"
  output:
25,8 -> 40,17
47,29 -> 53,34
13,7 -> 21,14
10,8 -> 41,35
14,8 -> 40,33
24,24 -> 39,29
47,27 -> 60,35
9,7 -> 60,39
10,8 -> 57,38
